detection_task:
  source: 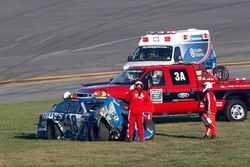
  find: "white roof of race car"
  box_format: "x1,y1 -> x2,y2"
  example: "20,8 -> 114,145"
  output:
139,29 -> 210,46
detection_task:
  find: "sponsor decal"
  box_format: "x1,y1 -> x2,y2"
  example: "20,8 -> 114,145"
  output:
150,89 -> 163,103
99,107 -> 107,116
108,102 -> 119,121
177,92 -> 190,98
41,112 -> 63,120
190,48 -> 205,58
106,115 -> 112,121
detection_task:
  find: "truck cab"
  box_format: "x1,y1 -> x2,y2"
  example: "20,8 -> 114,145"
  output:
124,29 -> 216,71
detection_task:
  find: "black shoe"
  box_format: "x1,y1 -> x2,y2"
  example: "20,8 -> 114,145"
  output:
128,139 -> 133,142
210,135 -> 216,139
201,135 -> 209,140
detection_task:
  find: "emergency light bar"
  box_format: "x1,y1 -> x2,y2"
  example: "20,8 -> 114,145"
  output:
141,35 -> 172,43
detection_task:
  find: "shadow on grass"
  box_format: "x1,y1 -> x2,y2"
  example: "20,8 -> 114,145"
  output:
153,116 -> 201,124
153,115 -> 227,124
15,133 -> 37,140
155,132 -> 201,139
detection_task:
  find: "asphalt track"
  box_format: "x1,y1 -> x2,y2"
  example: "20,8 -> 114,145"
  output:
0,0 -> 250,103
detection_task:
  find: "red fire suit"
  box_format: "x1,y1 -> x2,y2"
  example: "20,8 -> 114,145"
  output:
125,88 -> 152,141
203,90 -> 217,137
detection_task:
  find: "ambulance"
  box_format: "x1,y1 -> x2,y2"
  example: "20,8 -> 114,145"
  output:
124,29 -> 216,71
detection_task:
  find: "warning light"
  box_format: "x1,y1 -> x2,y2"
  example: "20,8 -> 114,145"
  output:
164,36 -> 171,42
142,37 -> 149,42
183,35 -> 188,40
203,33 -> 209,39
93,90 -> 108,97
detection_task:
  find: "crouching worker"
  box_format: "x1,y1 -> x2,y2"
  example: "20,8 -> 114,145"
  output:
201,82 -> 217,139
125,81 -> 153,142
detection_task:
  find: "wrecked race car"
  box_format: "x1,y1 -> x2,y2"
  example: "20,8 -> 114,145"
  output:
37,93 -> 155,141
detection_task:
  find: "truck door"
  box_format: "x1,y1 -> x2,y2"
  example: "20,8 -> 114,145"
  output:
142,67 -> 200,114
165,67 -> 200,114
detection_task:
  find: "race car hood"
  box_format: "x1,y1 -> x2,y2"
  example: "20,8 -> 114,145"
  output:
75,84 -> 130,99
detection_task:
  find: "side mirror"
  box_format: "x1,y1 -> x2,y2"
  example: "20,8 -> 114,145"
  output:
143,77 -> 152,90
147,78 -> 152,89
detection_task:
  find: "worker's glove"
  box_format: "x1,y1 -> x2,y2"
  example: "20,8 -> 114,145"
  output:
207,110 -> 211,115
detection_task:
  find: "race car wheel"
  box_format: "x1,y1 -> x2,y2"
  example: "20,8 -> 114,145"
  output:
213,65 -> 229,81
143,119 -> 155,140
89,121 -> 110,141
224,100 -> 247,122
47,122 -> 62,140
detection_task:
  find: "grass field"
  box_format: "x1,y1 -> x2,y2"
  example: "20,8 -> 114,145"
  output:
0,99 -> 250,167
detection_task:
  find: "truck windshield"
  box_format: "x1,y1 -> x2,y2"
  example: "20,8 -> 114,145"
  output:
129,46 -> 173,61
110,69 -> 144,85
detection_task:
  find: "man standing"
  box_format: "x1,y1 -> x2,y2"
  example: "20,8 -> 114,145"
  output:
125,81 -> 153,142
201,82 -> 217,139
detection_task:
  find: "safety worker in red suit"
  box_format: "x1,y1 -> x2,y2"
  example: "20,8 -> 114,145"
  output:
125,81 -> 154,142
201,82 -> 217,139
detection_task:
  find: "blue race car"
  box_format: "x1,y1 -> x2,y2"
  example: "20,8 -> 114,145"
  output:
37,95 -> 155,141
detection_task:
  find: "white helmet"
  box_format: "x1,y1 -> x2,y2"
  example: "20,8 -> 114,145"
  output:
203,82 -> 213,93
130,81 -> 143,90
63,91 -> 72,99
135,81 -> 143,87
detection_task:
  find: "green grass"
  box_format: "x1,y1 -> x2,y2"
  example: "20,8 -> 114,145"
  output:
0,99 -> 250,167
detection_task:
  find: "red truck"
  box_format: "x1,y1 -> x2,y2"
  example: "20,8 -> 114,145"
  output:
75,63 -> 250,122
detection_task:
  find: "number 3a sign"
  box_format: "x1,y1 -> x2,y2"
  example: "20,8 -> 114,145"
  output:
170,69 -> 190,85
174,71 -> 186,81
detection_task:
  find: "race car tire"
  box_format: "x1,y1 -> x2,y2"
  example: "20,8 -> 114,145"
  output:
47,122 -> 62,140
224,99 -> 247,122
213,65 -> 229,81
89,121 -> 110,141
144,119 -> 155,140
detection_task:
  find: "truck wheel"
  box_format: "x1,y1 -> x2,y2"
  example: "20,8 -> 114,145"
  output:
143,119 -> 155,140
224,100 -> 247,121
89,121 -> 110,141
47,122 -> 62,140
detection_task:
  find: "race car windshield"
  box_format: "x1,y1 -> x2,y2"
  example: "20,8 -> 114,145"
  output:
110,69 -> 144,85
129,46 -> 173,61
